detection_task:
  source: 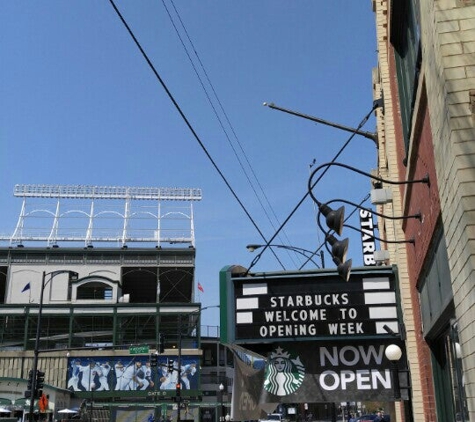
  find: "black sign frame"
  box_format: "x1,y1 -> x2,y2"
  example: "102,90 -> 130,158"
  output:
220,265 -> 402,347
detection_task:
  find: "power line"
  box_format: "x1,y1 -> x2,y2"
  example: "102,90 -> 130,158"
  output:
162,0 -> 297,263
108,0 -> 286,269
246,104 -> 378,274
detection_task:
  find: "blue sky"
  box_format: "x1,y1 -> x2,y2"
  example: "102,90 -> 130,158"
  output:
0,1 -> 378,327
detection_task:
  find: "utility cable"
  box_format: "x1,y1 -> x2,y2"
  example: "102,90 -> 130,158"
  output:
162,0 -> 296,262
246,103 -> 378,274
108,0 -> 286,270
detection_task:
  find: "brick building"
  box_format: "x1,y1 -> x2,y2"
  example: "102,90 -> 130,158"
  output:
372,0 -> 475,420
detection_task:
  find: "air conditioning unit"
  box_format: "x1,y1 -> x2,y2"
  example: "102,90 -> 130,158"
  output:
371,188 -> 393,204
374,250 -> 390,264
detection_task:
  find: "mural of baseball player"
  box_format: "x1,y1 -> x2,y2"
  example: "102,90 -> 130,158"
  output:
180,361 -> 197,389
66,355 -> 199,393
96,361 -> 111,391
67,359 -> 82,391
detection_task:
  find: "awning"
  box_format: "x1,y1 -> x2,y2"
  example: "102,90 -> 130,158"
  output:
57,409 -> 77,414
13,398 -> 39,411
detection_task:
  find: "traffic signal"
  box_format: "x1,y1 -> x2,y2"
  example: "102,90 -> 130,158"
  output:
167,359 -> 174,372
25,370 -> 34,398
36,370 -> 45,389
150,353 -> 158,368
27,370 -> 34,390
176,382 -> 181,397
158,333 -> 165,354
36,370 -> 45,396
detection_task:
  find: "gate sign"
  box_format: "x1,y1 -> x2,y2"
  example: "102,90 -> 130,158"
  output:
220,265 -> 400,345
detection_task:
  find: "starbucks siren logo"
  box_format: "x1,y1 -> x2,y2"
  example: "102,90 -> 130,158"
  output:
263,346 -> 305,396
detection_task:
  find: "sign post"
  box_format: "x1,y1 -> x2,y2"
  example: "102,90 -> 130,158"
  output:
129,345 -> 150,355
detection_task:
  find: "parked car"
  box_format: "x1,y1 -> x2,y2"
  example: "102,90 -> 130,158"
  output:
354,415 -> 390,422
259,414 -> 287,422
354,415 -> 378,422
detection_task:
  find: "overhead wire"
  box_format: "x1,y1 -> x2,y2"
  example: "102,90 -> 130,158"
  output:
246,103 -> 379,274
107,0 -> 288,269
297,193 -> 371,270
162,0 -> 299,265
109,1 -> 377,273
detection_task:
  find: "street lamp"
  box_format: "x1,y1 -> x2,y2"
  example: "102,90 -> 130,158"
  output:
342,224 -> 415,245
309,165 -> 428,238
176,306 -> 220,422
219,383 -> 225,422
177,315 -> 183,422
308,162 -> 430,279
263,101 -> 381,145
385,344 -> 403,400
29,270 -> 77,421
308,162 -> 430,192
246,244 -> 324,269
323,197 -> 423,223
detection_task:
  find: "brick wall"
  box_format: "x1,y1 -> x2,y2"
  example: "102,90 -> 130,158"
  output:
423,0 -> 475,419
372,0 -> 436,420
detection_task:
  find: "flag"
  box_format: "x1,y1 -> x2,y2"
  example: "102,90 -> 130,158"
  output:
198,282 -> 204,293
21,282 -> 31,293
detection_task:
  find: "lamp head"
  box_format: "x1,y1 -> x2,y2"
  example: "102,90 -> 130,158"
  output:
219,383 -> 224,391
385,344 -> 403,361
326,235 -> 349,263
246,244 -> 261,252
333,257 -> 352,282
319,204 -> 345,236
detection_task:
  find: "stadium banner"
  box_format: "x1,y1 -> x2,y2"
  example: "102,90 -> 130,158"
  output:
66,355 -> 199,397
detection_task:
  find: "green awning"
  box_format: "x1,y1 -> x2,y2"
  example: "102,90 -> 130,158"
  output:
13,398 -> 39,411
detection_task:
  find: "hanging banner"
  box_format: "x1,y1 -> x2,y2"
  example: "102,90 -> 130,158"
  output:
231,340 -> 405,421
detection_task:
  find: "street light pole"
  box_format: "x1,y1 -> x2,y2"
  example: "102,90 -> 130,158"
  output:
263,102 -> 380,145
29,270 -> 75,422
177,315 -> 182,422
219,383 -> 224,422
28,271 -> 46,422
89,360 -> 95,422
246,244 -> 324,269
385,344 -> 403,400
176,306 -> 220,422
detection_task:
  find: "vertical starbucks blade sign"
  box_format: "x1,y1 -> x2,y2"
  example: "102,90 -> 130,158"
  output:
233,340 -> 404,419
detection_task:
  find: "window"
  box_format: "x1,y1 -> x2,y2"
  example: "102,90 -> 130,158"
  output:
419,232 -> 453,336
449,323 -> 469,421
77,281 -> 112,300
391,0 -> 421,157
431,324 -> 470,422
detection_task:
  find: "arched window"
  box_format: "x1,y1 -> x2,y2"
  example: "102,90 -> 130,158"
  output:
77,281 -> 113,300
